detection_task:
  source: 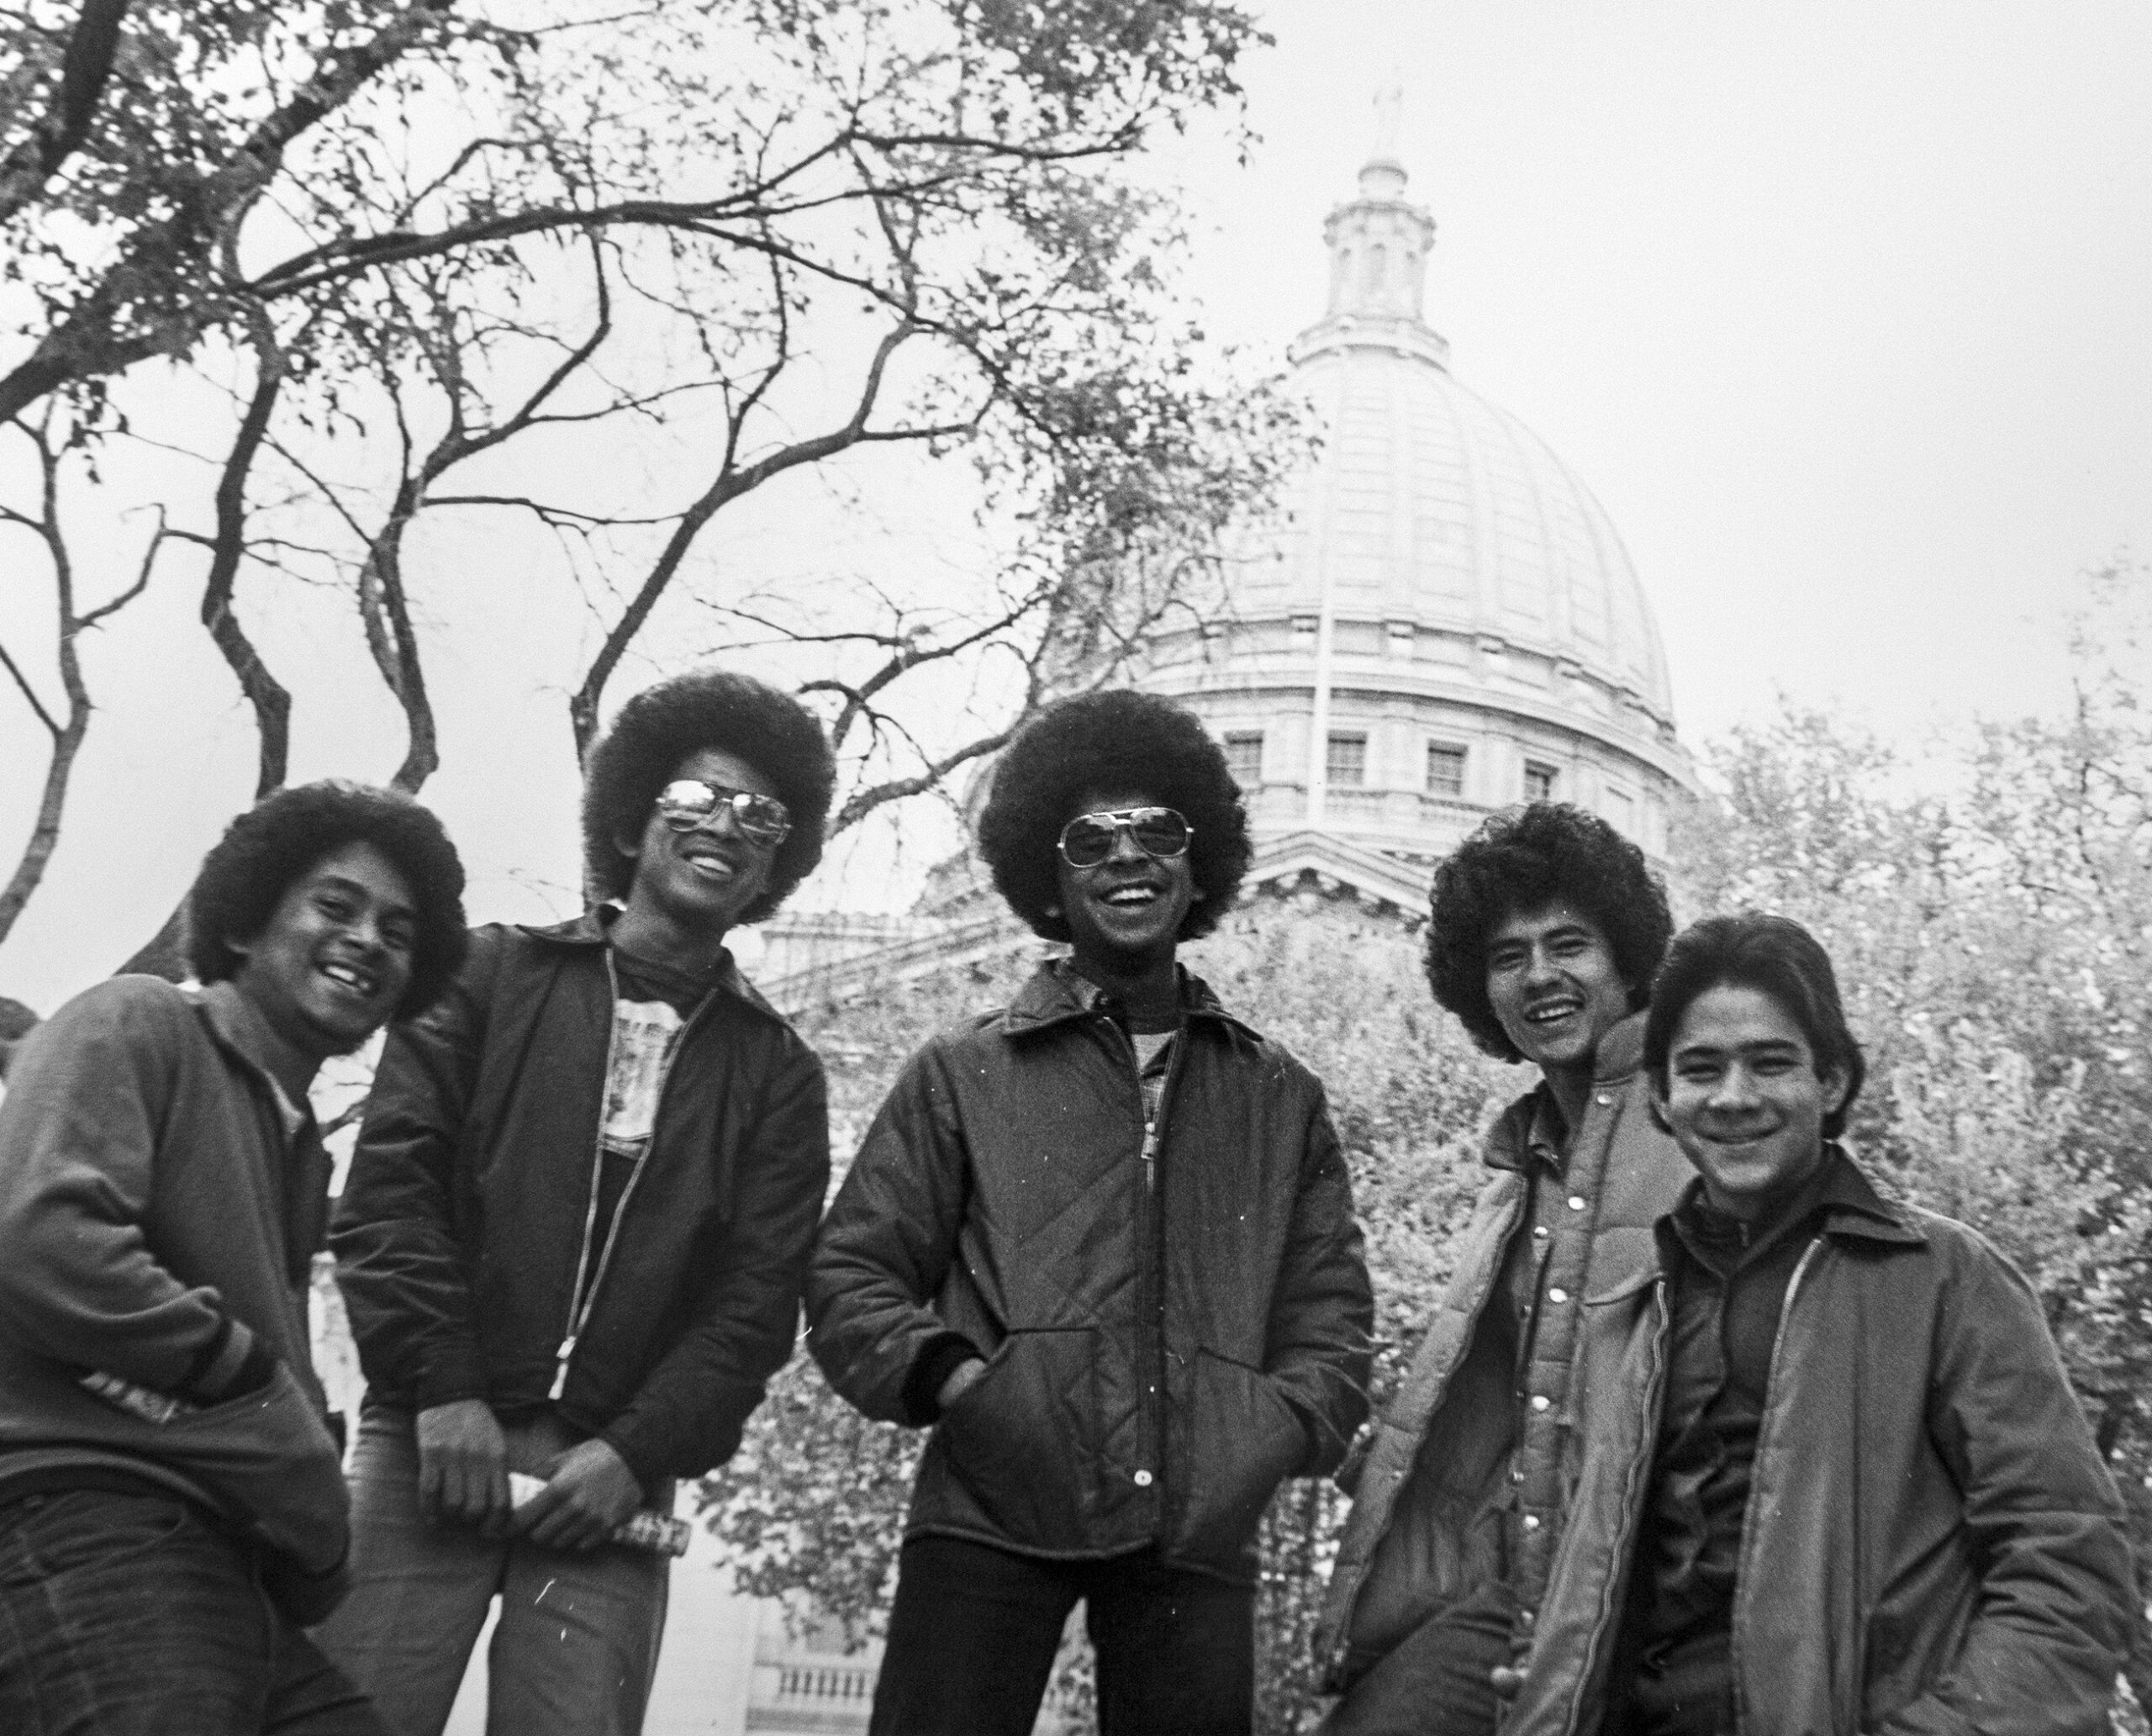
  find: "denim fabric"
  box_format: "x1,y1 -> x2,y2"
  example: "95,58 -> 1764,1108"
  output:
1318,1578 -> 1518,1736
313,1404 -> 667,1736
0,1489 -> 381,1735
868,1534 -> 1255,1736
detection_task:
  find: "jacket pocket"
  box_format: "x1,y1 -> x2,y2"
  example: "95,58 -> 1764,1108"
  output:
161,1362 -> 349,1575
1172,1347 -> 1308,1566
937,1326 -> 1100,1549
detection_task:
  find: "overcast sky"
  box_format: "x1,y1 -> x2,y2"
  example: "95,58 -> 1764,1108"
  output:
1159,0 -> 2152,748
3,0 -> 2148,1014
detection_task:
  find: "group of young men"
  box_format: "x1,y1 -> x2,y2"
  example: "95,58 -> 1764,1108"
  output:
0,669 -> 2135,1736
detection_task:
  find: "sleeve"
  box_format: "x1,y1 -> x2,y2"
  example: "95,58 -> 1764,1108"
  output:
599,1037 -> 832,1482
1873,1235 -> 2137,1736
803,1040 -> 978,1428
329,931 -> 493,1410
1261,1075 -> 1375,1477
0,985 -> 271,1402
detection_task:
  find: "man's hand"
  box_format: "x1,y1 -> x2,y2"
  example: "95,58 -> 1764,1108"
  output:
936,1358 -> 987,1412
510,1438 -> 645,1552
415,1399 -> 509,1533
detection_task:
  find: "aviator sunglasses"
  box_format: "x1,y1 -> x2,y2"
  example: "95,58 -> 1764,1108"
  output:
1056,806 -> 1194,869
655,779 -> 793,847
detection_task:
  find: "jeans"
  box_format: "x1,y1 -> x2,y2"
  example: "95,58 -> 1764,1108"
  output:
0,1488 -> 382,1735
312,1403 -> 668,1736
868,1534 -> 1256,1736
1318,1579 -> 1520,1736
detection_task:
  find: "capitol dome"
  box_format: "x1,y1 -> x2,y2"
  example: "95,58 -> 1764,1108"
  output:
1137,144 -> 1693,904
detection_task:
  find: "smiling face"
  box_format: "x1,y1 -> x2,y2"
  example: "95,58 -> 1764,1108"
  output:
1658,983 -> 1848,1222
1054,785 -> 1199,977
617,747 -> 780,940
1484,901 -> 1633,1084
227,841 -> 418,1061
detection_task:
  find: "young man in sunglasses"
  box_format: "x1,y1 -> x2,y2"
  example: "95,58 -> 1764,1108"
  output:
322,670 -> 835,1735
810,689 -> 1374,1736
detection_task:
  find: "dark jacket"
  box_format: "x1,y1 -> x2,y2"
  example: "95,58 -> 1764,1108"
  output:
331,915 -> 830,1485
0,979 -> 350,1614
1315,1015 -> 1692,1692
1507,1153 -> 2136,1736
806,961 -> 1373,1584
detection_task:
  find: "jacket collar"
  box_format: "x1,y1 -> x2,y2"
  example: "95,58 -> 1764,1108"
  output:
1483,1010 -> 1653,1177
192,982 -> 310,1135
1657,1143 -> 1924,1254
1000,956 -> 1260,1043
516,907 -> 786,1027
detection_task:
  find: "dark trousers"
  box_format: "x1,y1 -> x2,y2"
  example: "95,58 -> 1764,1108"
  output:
1318,1579 -> 1519,1736
868,1534 -> 1256,1736
0,1489 -> 382,1736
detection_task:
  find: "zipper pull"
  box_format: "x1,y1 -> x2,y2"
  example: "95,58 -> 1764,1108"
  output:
549,1337 -> 577,1401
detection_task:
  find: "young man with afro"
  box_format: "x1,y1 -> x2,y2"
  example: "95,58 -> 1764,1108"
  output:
321,669 -> 835,1736
809,688 -> 1374,1736
1313,802 -> 1694,1735
0,782 -> 467,1733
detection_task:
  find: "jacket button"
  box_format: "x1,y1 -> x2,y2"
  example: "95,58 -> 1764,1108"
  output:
1522,1514 -> 1541,1531
1568,1195 -> 1586,1211
1532,1224 -> 1550,1238
1133,1470 -> 1153,1487
1530,1395 -> 1551,1412
1511,1466 -> 1526,1483
1518,1607 -> 1537,1628
1596,1092 -> 1613,1105
1547,1287 -> 1568,1304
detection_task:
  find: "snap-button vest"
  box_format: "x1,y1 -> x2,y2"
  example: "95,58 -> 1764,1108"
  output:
1505,1105 -> 1608,1612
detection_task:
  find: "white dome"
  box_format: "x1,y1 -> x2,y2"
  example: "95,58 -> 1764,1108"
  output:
1138,150 -> 1690,869
1247,339 -> 1674,718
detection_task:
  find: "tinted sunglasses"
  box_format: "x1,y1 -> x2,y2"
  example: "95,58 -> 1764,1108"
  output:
1056,806 -> 1193,869
655,779 -> 793,847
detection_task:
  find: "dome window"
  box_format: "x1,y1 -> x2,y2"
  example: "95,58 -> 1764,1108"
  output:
1426,742 -> 1466,799
1224,731 -> 1264,789
1327,733 -> 1368,788
1524,761 -> 1559,803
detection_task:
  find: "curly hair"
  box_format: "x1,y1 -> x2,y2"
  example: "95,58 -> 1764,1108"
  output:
977,689 -> 1251,943
582,667 -> 836,922
1425,800 -> 1673,1062
187,781 -> 469,1018
1644,913 -> 1866,1139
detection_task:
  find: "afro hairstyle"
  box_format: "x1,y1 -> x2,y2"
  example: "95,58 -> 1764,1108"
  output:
976,688 -> 1251,944
582,667 -> 835,923
1644,912 -> 1866,1140
187,780 -> 469,1019
1425,800 -> 1673,1063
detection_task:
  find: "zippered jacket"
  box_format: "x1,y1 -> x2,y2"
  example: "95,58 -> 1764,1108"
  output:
0,979 -> 350,1610
804,961 -> 1374,1583
1313,1015 -> 1692,1693
1507,1153 -> 2136,1736
331,915 -> 830,1484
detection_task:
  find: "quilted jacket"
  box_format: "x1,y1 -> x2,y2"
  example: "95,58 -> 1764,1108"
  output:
1314,1015 -> 1691,1692
332,915 -> 830,1485
1506,1154 -> 2136,1736
805,960 -> 1374,1584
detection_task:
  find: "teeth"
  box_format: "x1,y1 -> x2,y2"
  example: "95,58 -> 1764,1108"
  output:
1103,889 -> 1157,905
321,963 -> 373,994
1527,1004 -> 1580,1023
